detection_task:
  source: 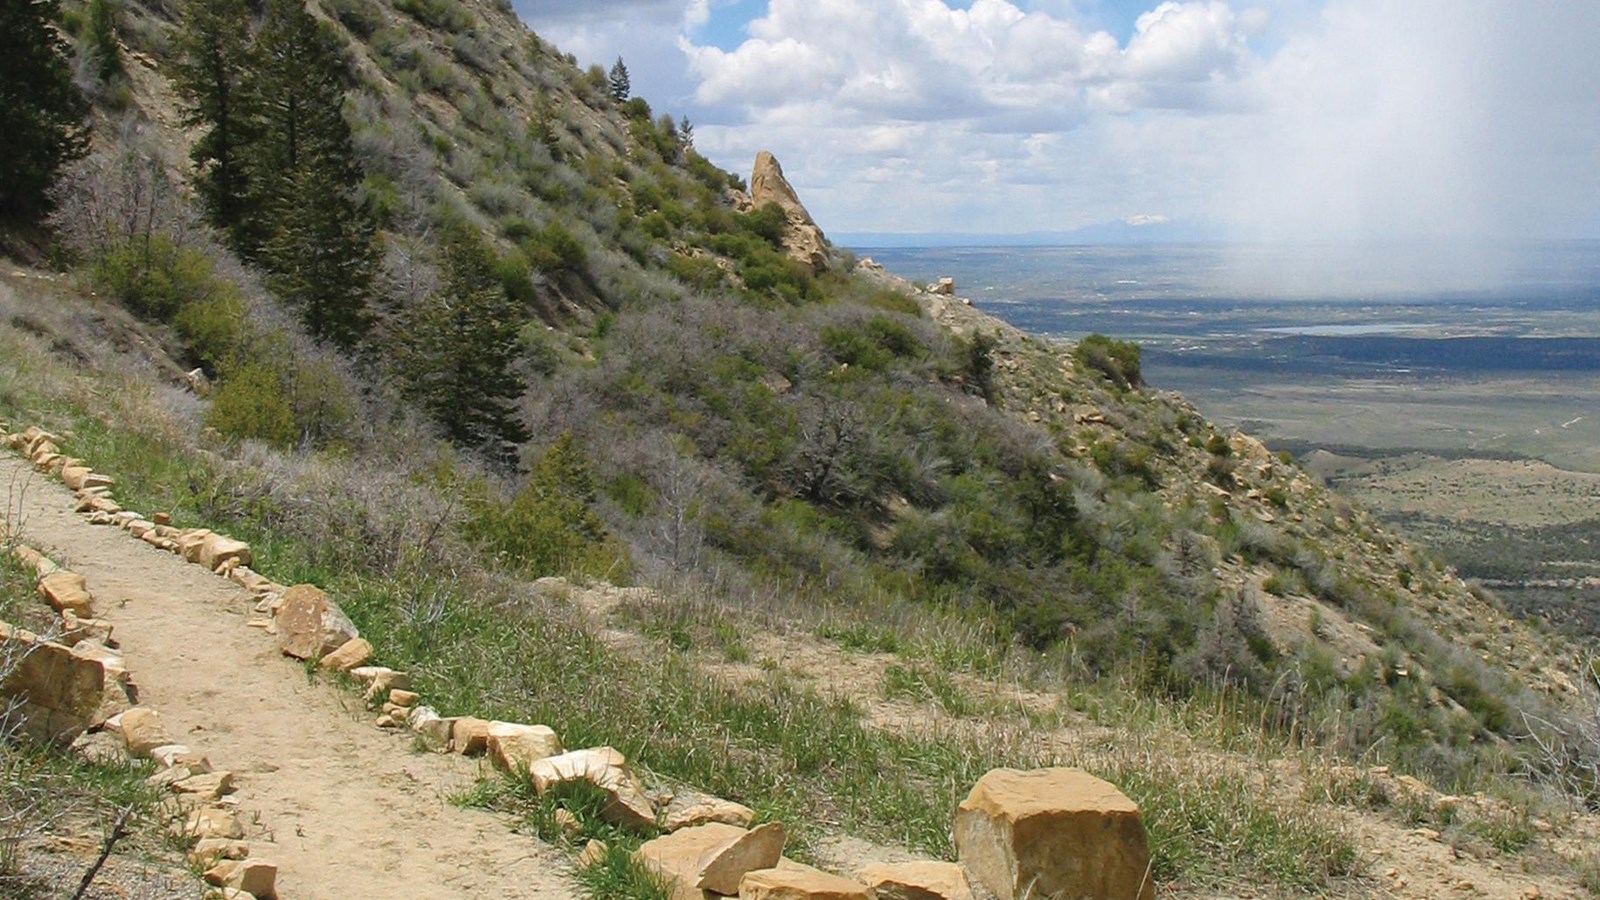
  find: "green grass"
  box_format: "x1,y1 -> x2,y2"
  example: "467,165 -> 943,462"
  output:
0,335 -> 1372,896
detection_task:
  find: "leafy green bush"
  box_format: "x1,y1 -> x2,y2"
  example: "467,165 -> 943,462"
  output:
1075,333 -> 1142,389
206,362 -> 297,447
469,434 -> 627,579
90,235 -> 217,322
170,289 -> 248,373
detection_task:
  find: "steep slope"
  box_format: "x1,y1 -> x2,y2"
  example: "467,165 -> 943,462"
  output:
6,0 -> 1600,894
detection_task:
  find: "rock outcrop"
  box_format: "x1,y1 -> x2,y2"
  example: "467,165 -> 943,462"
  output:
953,767 -> 1154,900
749,151 -> 829,273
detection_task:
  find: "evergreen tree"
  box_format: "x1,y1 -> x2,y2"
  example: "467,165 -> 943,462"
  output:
170,0 -> 256,236
677,117 -> 694,150
397,228 -> 530,461
244,0 -> 376,347
608,56 -> 630,103
0,0 -> 88,220
85,0 -> 124,82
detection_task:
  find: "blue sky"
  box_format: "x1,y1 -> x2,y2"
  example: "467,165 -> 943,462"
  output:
515,1 -> 1600,257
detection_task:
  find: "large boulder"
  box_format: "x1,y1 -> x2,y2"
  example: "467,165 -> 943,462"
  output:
528,747 -> 657,830
486,721 -> 562,774
749,151 -> 829,272
0,621 -> 107,744
953,767 -> 1154,900
274,585 -> 359,661
636,822 -> 785,898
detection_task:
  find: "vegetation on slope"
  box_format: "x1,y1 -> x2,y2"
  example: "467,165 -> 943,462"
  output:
4,0 -> 1600,893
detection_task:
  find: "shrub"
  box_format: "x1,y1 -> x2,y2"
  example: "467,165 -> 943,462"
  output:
1074,333 -> 1142,389
89,235 -> 217,322
469,434 -> 627,579
206,363 -> 297,447
170,288 -> 248,373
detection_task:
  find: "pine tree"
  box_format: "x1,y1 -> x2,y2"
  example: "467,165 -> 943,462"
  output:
244,0 -> 376,347
170,0 -> 256,236
85,0 -> 125,82
397,228 -> 530,462
0,0 -> 88,221
608,56 -> 630,103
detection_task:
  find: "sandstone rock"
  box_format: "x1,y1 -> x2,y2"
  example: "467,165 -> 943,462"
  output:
579,839 -> 609,868
184,807 -> 245,841
389,689 -> 419,707
953,767 -> 1153,900
275,585 -> 358,661
152,512 -> 171,525
13,545 -> 57,577
228,566 -> 272,594
173,771 -> 235,800
749,151 -> 829,272
38,571 -> 94,616
198,534 -> 252,572
69,640 -> 126,680
0,620 -> 106,744
449,716 -> 491,755
69,730 -> 128,766
486,721 -> 562,774
351,666 -> 411,697
637,822 -> 786,897
553,808 -> 582,840
149,744 -> 210,771
928,278 -> 956,296
60,465 -> 93,490
317,637 -> 372,672
188,838 -> 250,867
206,858 -> 276,897
406,706 -> 453,751
117,707 -> 171,757
854,862 -> 974,900
58,609 -> 114,647
174,529 -> 214,563
739,863 -> 870,900
529,747 -> 657,830
663,791 -> 756,831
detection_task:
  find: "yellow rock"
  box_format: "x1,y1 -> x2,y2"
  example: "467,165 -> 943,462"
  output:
637,821 -> 786,898
953,767 -> 1154,900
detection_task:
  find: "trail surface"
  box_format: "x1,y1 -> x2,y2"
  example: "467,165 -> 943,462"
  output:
4,456 -> 579,899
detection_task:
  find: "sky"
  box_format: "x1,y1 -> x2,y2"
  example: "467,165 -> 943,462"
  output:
515,1 -> 1600,251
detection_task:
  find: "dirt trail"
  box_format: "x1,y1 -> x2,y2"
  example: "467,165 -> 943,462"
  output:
4,457 -> 580,899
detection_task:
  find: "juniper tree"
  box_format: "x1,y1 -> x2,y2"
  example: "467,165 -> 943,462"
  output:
170,0 -> 257,236
608,56 -> 630,102
396,227 -> 530,463
0,0 -> 88,221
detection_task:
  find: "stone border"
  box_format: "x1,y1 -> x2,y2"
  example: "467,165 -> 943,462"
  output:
2,422 -> 1159,900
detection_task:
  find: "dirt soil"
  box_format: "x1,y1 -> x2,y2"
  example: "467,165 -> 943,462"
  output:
3,456 -> 580,899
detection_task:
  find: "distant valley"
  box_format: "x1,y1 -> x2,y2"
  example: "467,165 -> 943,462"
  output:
861,242 -> 1600,635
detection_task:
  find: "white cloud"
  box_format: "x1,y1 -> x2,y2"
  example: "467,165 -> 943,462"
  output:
520,0 -> 1600,258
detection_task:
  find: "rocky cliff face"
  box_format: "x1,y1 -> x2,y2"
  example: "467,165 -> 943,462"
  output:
749,151 -> 830,272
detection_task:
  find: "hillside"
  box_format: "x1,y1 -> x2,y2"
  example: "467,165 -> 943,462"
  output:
2,0 -> 1600,896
